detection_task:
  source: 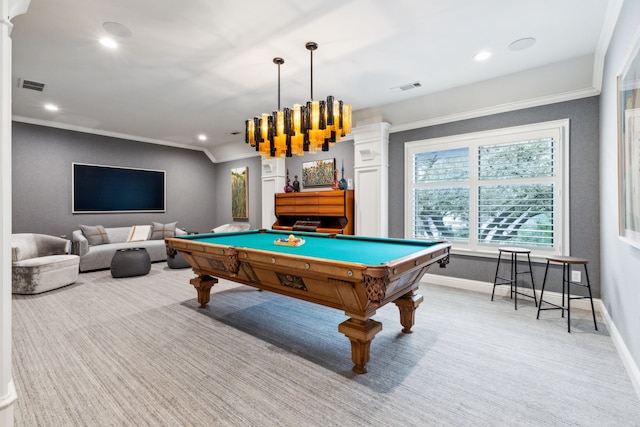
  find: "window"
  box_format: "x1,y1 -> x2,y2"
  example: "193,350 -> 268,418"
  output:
405,120 -> 569,257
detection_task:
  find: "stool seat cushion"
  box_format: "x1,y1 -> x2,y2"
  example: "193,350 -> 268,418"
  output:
498,246 -> 531,253
546,255 -> 588,264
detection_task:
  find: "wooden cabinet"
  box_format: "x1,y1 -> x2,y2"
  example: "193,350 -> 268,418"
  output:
273,190 -> 354,235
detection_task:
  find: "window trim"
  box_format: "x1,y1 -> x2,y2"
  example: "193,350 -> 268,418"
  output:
404,119 -> 570,260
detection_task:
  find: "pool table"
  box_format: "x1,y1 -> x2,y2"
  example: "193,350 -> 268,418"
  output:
165,229 -> 450,374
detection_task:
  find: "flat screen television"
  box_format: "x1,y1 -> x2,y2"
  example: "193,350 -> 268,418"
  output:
72,163 -> 166,213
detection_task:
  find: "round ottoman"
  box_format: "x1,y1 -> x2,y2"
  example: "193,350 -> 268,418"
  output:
111,248 -> 151,278
167,251 -> 191,269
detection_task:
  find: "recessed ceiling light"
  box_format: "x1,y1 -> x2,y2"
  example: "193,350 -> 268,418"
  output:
44,103 -> 59,112
197,134 -> 207,141
509,37 -> 536,51
474,50 -> 492,61
99,37 -> 118,49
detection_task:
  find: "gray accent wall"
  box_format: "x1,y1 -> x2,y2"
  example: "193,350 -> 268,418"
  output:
212,155 -> 262,229
388,96 -> 601,297
12,122 -> 218,237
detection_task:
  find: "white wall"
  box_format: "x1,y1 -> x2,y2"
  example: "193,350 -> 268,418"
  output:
600,0 -> 640,397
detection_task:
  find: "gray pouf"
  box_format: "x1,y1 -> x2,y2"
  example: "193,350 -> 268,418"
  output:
111,248 -> 151,278
167,251 -> 191,269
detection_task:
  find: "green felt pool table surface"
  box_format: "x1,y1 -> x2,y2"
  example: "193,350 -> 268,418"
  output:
177,229 -> 443,266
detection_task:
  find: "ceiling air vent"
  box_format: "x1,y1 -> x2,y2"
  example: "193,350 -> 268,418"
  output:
391,81 -> 422,93
18,78 -> 46,92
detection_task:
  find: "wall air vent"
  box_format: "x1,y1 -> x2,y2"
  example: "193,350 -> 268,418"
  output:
391,81 -> 422,93
18,78 -> 46,92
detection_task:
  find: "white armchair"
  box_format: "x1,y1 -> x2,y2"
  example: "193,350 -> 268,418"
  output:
11,233 -> 80,294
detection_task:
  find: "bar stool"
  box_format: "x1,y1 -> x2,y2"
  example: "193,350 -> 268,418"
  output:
492,247 -> 538,310
536,256 -> 597,333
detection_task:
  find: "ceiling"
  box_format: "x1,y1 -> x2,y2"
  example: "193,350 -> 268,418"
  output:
10,0 -> 613,160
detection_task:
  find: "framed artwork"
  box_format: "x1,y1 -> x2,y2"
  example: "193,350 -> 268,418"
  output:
302,158 -> 335,187
617,33 -> 640,249
231,167 -> 248,219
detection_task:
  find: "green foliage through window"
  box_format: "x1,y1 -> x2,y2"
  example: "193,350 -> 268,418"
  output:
410,135 -> 558,249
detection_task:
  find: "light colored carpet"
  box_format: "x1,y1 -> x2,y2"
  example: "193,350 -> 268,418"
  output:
12,263 -> 640,426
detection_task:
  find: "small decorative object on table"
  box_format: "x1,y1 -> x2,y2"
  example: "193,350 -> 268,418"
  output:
338,160 -> 348,190
292,175 -> 300,192
284,169 -> 294,193
331,168 -> 339,190
274,234 -> 305,247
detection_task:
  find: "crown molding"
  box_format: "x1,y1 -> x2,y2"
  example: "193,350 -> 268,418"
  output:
592,0 -> 625,91
12,115 -> 208,153
389,87 -> 599,134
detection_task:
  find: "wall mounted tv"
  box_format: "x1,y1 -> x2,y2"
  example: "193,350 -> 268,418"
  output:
72,163 -> 166,213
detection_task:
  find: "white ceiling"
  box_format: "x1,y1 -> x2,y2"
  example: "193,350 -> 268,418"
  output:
10,0 -> 613,160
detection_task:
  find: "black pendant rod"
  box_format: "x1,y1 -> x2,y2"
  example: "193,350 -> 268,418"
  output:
273,57 -> 284,110
306,42 -> 318,101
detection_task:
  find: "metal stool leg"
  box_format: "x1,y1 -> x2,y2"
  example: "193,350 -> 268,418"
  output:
583,265 -> 598,331
561,263 -> 567,319
538,256 -> 595,332
526,253 -> 538,307
512,252 -> 517,308
536,261 -> 550,319
491,251 -> 503,301
565,263 -> 571,332
493,248 -> 536,309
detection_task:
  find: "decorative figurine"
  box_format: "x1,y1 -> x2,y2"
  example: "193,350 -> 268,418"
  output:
284,169 -> 294,193
331,168 -> 339,190
338,160 -> 348,190
292,175 -> 300,192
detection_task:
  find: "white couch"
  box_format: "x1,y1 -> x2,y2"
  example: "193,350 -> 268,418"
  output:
12,233 -> 80,294
72,225 -> 186,272
211,223 -> 251,233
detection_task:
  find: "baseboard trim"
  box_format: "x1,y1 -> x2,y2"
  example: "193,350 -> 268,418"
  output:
599,303 -> 640,401
422,273 -> 640,402
421,273 -> 602,312
0,379 -> 17,424
0,378 -> 16,409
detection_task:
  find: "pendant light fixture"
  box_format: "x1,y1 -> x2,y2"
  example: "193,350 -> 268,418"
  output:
245,42 -> 352,158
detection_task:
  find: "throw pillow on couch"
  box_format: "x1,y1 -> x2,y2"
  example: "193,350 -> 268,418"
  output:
79,224 -> 110,245
151,221 -> 178,239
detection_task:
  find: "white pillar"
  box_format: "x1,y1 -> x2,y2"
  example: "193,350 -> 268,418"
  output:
1,3 -> 31,425
261,157 -> 285,229
352,122 -> 390,237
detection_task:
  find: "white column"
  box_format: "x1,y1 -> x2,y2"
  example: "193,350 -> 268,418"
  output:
261,157 -> 285,229
1,3 -> 31,425
352,122 -> 390,237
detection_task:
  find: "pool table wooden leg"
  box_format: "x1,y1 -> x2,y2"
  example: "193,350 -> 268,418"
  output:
189,275 -> 218,308
394,291 -> 424,333
338,318 -> 383,374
